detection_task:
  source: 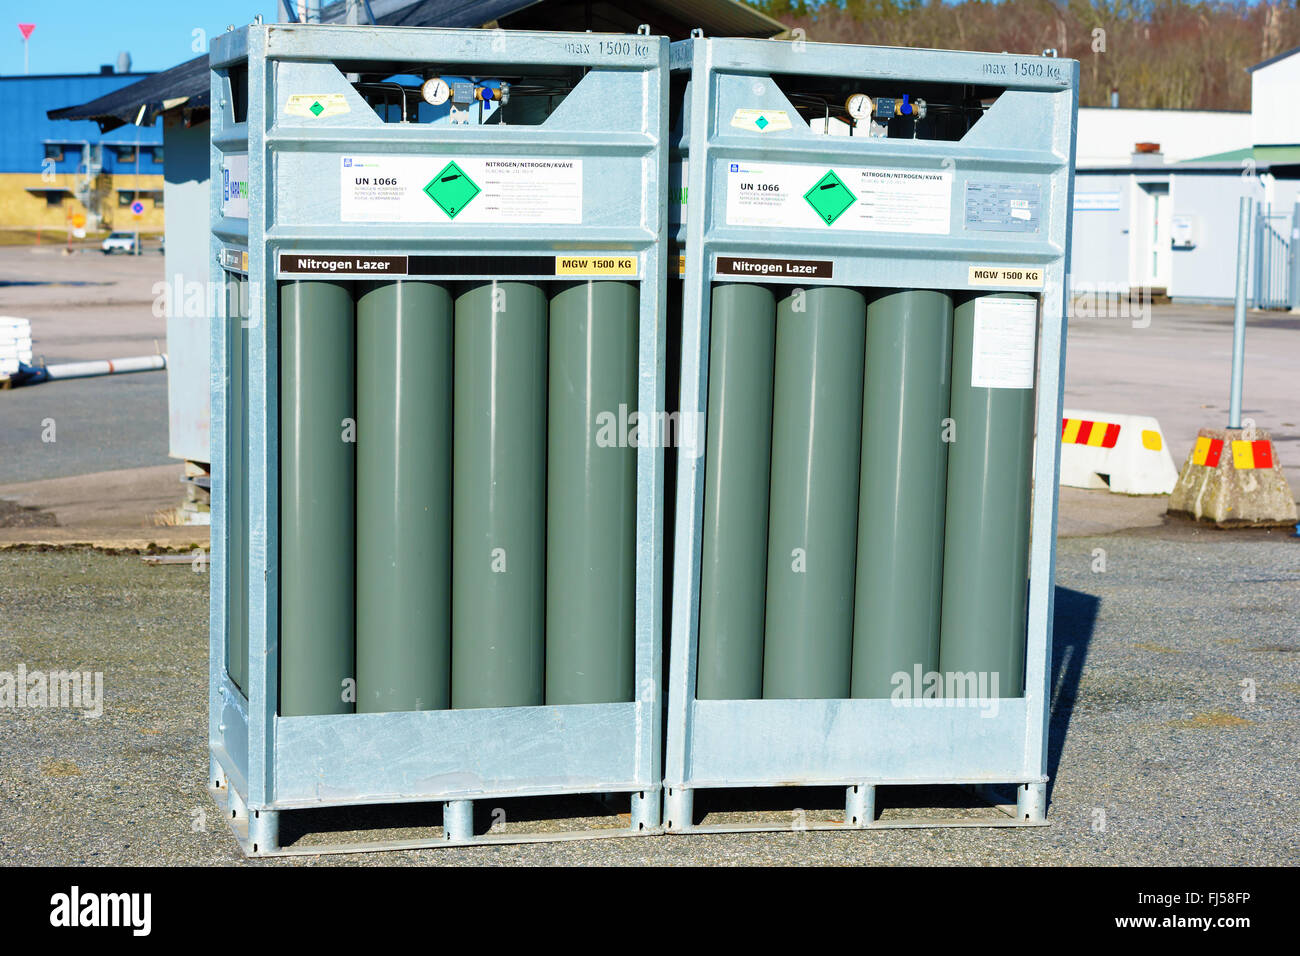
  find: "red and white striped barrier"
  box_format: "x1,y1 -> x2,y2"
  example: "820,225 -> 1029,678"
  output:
1059,410 -> 1179,495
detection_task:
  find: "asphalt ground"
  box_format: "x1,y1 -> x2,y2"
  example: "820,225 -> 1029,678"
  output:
0,244 -> 170,483
1,522 -> 1296,866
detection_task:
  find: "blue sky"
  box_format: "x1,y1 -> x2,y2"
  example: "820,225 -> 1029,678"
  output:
3,1 -> 281,76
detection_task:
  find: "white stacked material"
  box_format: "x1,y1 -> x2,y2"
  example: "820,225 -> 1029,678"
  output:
0,317 -> 33,376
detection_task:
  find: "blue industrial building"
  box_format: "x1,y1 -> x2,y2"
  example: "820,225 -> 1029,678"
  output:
0,69 -> 163,230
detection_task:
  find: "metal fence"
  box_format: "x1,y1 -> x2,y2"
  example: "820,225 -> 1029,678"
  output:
1253,204 -> 1294,311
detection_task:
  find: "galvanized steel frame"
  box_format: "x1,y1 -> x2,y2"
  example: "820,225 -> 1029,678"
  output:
664,37 -> 1079,831
208,23 -> 668,855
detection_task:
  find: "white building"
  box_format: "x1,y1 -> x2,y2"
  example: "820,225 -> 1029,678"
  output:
1075,107 -> 1251,166
1070,47 -> 1300,306
1252,43 -> 1300,147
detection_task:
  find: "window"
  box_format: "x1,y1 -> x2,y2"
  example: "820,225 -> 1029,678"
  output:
43,143 -> 64,162
118,191 -> 135,207
149,146 -> 164,164
114,146 -> 137,163
44,191 -> 65,206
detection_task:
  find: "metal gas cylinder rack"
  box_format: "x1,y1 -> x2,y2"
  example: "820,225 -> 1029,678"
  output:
208,22 -> 668,855
665,36 -> 1078,832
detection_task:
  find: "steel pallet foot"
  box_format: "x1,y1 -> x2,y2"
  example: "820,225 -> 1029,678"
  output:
629,788 -> 660,832
663,786 -> 693,831
845,784 -> 876,828
444,799 -> 474,841
1017,782 -> 1047,822
210,754 -> 228,792
247,807 -> 280,855
227,783 -> 248,822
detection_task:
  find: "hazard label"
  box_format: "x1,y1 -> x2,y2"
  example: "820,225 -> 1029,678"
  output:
340,155 -> 583,224
731,108 -> 792,133
285,93 -> 350,118
727,161 -> 951,234
803,171 -> 856,225
423,162 -> 480,219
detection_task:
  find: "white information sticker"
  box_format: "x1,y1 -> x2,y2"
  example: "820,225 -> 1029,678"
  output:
221,154 -> 249,220
971,297 -> 1037,389
726,161 -> 952,234
340,155 -> 583,224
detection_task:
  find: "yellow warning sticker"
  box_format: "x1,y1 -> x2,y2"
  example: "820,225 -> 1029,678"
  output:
678,254 -> 685,278
555,255 -> 638,277
968,266 -> 1045,289
285,93 -> 350,118
730,108 -> 792,133
1192,435 -> 1213,466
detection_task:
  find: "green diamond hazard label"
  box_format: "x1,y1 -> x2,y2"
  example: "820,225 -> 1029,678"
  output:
755,115 -> 769,130
309,100 -> 324,116
423,161 -> 480,219
804,170 -> 855,225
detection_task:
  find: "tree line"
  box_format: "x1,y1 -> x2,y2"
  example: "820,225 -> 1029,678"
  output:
756,1 -> 1300,110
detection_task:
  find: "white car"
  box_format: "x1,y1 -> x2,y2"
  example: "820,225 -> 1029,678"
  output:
100,232 -> 137,254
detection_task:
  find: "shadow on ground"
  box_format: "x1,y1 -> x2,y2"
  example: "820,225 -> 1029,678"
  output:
1049,584 -> 1101,800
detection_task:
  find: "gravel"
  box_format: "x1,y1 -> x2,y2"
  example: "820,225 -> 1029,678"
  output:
1,525 -> 1297,865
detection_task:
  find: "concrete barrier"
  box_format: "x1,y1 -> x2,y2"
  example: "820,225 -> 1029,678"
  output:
1059,410 -> 1179,495
1168,427 -> 1298,526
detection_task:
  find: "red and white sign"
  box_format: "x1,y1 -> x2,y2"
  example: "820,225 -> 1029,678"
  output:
18,23 -> 35,40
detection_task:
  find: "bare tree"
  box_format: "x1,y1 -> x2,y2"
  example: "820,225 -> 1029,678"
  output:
758,0 -> 1300,110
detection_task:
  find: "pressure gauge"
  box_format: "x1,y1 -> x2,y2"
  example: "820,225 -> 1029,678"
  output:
845,93 -> 872,122
421,77 -> 451,106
